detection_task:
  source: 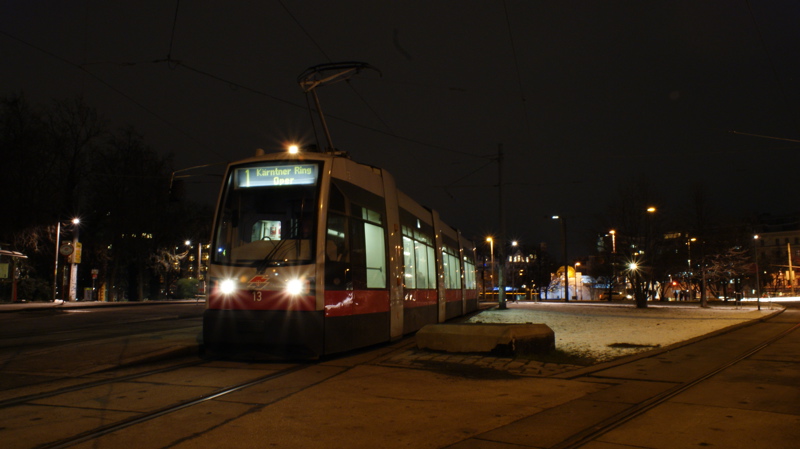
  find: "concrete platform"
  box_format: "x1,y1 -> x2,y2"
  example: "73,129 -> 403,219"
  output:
415,323 -> 555,356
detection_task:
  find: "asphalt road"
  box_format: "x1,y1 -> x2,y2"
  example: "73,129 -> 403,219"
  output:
0,302 -> 204,389
0,301 -> 797,448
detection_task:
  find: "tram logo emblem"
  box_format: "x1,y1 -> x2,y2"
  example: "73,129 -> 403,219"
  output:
247,275 -> 272,290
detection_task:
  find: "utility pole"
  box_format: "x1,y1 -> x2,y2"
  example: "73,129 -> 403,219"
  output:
789,243 -> 795,296
497,144 -> 507,310
562,217 -> 568,301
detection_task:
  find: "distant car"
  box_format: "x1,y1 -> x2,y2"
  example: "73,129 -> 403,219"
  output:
599,291 -> 631,301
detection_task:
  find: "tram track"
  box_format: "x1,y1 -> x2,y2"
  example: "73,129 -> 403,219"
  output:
36,363 -> 310,449
10,339 -> 413,449
549,311 -> 800,449
0,316 -> 201,351
0,359 -> 206,409
4,307 -> 796,449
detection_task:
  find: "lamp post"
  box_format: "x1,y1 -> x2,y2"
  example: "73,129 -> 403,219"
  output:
628,261 -> 641,305
575,261 -> 582,301
788,243 -> 796,297
552,215 -> 568,301
608,230 -> 617,301
52,221 -> 61,301
486,237 -> 494,299
68,218 -> 80,301
609,230 -> 616,253
645,207 -> 656,303
753,235 -> 761,311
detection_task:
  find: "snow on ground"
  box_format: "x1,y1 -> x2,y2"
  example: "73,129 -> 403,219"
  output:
467,301 -> 782,361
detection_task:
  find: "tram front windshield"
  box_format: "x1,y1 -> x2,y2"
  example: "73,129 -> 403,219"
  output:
212,162 -> 320,267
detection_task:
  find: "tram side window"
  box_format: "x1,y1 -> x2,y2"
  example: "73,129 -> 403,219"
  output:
416,238 -> 433,288
402,236 -> 416,289
463,256 -> 476,289
364,222 -> 386,288
401,222 -> 436,289
346,212 -> 387,290
324,181 -> 387,290
325,214 -> 350,289
442,246 -> 461,289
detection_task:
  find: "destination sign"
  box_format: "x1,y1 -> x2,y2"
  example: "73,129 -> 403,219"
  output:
235,164 -> 318,188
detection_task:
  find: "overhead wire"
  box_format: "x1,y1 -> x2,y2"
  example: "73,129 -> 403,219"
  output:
743,0 -> 799,134
502,0 -> 533,144
0,29 -> 227,162
2,3 -> 491,161
167,0 -> 182,66
277,0 -> 395,135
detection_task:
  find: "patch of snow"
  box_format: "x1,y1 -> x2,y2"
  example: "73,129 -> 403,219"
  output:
467,302 -> 779,361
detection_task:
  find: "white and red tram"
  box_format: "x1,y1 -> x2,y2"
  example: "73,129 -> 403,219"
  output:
203,147 -> 478,357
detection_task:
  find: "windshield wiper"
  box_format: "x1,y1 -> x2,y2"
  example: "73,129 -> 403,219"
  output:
255,239 -> 290,271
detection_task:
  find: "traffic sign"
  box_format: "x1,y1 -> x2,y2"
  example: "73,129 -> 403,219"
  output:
59,243 -> 74,256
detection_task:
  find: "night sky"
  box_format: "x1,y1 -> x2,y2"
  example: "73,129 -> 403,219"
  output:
3,1 -> 799,257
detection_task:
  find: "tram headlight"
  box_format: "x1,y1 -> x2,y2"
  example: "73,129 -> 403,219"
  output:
285,278 -> 306,296
219,279 -> 237,295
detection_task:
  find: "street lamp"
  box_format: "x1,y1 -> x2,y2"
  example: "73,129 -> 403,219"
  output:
642,207 -> 656,306
486,237 -> 494,298
52,221 -> 62,301
51,217 -> 81,301
574,261 -> 582,301
753,235 -> 761,310
609,230 -> 616,253
68,218 -> 81,301
628,259 -> 647,308
552,216 -> 568,301
184,240 -> 201,279
607,230 -> 618,300
510,241 -> 518,298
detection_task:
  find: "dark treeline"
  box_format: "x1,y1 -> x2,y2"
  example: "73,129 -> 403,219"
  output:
0,93 -> 213,302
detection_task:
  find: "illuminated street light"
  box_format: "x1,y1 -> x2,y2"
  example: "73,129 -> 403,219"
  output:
753,235 -> 761,311
609,230 -> 616,253
52,221 -> 62,301
687,237 -> 697,268
68,218 -> 81,301
288,144 -> 300,154
552,215 -> 568,301
486,237 -> 494,297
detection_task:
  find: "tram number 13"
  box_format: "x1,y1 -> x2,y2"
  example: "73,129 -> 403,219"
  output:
252,291 -> 263,302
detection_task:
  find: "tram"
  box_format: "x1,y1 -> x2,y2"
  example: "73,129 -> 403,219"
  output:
202,147 -> 478,357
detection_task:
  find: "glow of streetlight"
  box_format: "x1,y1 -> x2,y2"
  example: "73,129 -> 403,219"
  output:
72,218 -> 80,225
288,144 -> 300,154
646,207 -> 656,213
609,229 -> 617,253
486,236 -> 495,298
